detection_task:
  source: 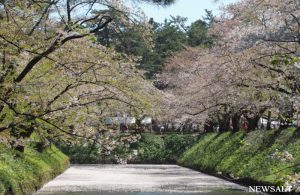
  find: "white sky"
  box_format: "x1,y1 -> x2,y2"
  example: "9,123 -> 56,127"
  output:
137,0 -> 239,24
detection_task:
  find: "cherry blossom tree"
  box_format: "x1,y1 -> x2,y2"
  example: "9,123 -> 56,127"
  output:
158,0 -> 300,132
0,0 -> 167,151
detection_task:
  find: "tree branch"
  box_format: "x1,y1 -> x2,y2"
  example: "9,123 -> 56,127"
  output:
15,16 -> 112,83
66,0 -> 71,23
186,103 -> 228,116
28,1 -> 55,36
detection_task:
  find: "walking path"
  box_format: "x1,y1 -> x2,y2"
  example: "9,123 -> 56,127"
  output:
35,164 -> 249,195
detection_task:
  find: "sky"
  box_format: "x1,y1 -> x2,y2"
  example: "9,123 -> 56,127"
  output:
137,0 -> 238,24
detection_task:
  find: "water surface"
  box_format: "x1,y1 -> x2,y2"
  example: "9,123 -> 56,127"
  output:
35,165 -> 252,195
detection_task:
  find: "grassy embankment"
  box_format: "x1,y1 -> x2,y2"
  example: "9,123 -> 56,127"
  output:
0,144 -> 69,195
179,127 -> 300,186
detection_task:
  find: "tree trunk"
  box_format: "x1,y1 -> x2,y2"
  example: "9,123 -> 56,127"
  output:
204,121 -> 214,132
267,111 -> 271,130
219,114 -> 231,132
279,105 -> 295,129
232,113 -> 241,132
247,116 -> 260,131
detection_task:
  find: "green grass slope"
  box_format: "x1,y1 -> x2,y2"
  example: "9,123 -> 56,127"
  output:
0,145 -> 69,195
179,128 -> 300,186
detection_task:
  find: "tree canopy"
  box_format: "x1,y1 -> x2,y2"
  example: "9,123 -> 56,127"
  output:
158,0 -> 300,132
0,0 -> 172,151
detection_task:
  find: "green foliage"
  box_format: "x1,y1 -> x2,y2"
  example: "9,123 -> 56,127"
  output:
123,133 -> 197,163
163,134 -> 196,163
59,133 -> 197,164
93,11 -> 215,79
131,133 -> 165,163
0,144 -> 69,195
140,17 -> 214,78
187,19 -> 212,47
94,8 -> 153,57
179,128 -> 300,186
140,22 -> 187,78
271,56 -> 291,66
142,0 -> 176,6
58,142 -> 103,164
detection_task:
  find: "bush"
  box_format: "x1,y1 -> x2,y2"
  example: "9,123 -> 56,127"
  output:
58,133 -> 198,164
163,134 -> 196,163
58,142 -> 105,164
130,133 -> 165,163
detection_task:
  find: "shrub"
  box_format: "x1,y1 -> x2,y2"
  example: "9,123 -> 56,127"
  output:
58,133 -> 197,164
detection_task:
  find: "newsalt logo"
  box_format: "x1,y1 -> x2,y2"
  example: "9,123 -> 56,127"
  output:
249,186 -> 292,193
